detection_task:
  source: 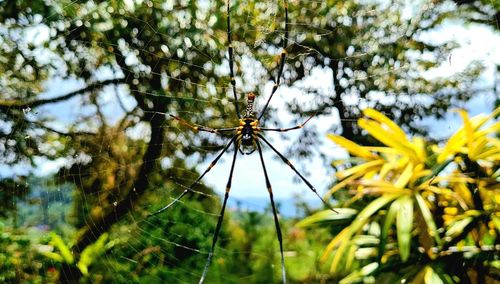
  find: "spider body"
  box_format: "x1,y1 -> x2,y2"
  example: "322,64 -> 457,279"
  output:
237,93 -> 259,153
238,117 -> 258,145
150,1 -> 336,283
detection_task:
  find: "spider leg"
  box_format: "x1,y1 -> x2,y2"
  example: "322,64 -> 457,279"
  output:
227,0 -> 241,118
148,136 -> 237,217
258,134 -> 338,213
170,114 -> 237,134
244,149 -> 256,155
256,141 -> 286,284
258,0 -> 288,121
199,143 -> 238,284
260,112 -> 316,132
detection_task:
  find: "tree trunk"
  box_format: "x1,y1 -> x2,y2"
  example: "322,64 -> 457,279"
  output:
58,111 -> 166,283
330,61 -> 356,141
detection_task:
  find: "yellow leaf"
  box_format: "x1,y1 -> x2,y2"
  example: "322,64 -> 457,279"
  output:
362,187 -> 408,195
330,237 -> 351,273
444,207 -> 458,215
364,146 -> 401,154
344,193 -> 364,207
424,265 -> 444,284
424,186 -> 468,210
337,159 -> 385,180
438,108 -> 499,162
327,172 -> 364,198
357,180 -> 400,187
364,169 -> 377,180
322,228 -> 350,262
356,180 -> 409,195
478,121 -> 500,136
453,183 -> 473,207
359,118 -> 419,161
474,146 -> 500,161
412,164 -> 431,182
363,108 -> 407,141
40,251 -> 65,263
379,162 -> 394,180
457,110 -> 474,158
412,137 -> 427,162
469,136 -> 488,160
485,153 -> 500,161
415,193 -> 442,246
440,175 -> 475,183
296,208 -> 357,227
328,134 -> 377,159
394,162 -> 414,188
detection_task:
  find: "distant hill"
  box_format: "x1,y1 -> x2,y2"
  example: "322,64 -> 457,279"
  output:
227,196 -> 322,218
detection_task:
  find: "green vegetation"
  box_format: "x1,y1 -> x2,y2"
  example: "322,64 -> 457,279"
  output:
0,0 -> 498,283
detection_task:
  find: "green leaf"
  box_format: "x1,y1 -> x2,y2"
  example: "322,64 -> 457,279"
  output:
379,198 -> 399,261
330,195 -> 399,274
352,235 -> 379,246
355,247 -> 378,260
40,251 -> 64,263
415,193 -> 442,246
77,233 -> 109,276
296,208 -> 357,227
330,233 -> 352,274
424,265 -> 444,284
339,262 -> 379,284
415,157 -> 453,185
430,263 -> 456,284
445,216 -> 474,239
345,244 -> 357,272
50,232 -> 73,264
397,195 -> 413,262
492,215 -> 500,232
350,194 -> 400,234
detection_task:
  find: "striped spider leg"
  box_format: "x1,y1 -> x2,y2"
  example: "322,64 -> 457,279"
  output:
150,1 -> 336,283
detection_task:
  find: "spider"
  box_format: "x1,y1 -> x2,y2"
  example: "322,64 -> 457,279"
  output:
150,0 -> 336,283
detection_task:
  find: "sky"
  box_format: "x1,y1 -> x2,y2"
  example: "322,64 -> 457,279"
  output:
1,11 -> 499,205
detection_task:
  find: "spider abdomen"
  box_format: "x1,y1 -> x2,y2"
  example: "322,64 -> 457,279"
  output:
237,118 -> 259,153
241,128 -> 254,146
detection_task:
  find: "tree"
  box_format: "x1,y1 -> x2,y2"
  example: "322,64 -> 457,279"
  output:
450,0 -> 500,30
0,178 -> 28,220
1,0 -> 231,282
225,0 -> 488,150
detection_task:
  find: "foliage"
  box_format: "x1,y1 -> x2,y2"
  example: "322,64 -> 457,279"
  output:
0,177 -> 28,218
243,0 -> 488,150
0,223 -> 57,283
0,3 -> 237,280
40,232 -> 109,276
53,202 -> 336,283
300,107 -> 500,283
449,0 -> 500,30
0,0 -> 493,167
0,0 -> 497,283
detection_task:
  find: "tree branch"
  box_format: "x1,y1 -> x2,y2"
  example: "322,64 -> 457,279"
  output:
32,121 -> 96,137
0,78 -> 126,110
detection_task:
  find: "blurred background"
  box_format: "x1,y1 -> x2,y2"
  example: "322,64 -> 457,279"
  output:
0,0 -> 498,283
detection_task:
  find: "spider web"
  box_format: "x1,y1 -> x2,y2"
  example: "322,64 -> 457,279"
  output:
2,0 -> 499,283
